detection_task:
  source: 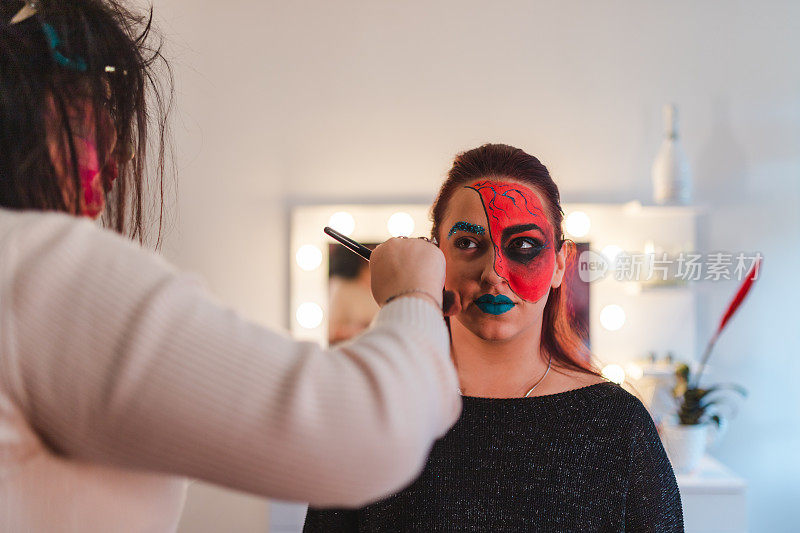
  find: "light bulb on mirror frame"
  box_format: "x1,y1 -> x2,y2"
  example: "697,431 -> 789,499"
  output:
328,212 -> 356,236
387,212 -> 415,237
296,244 -> 323,272
296,302 -> 324,329
601,364 -> 626,385
600,304 -> 626,331
565,211 -> 591,238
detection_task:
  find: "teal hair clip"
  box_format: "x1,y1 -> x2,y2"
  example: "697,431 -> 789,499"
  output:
41,22 -> 87,72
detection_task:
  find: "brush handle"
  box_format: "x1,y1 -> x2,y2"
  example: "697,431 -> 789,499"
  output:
323,227 -> 372,260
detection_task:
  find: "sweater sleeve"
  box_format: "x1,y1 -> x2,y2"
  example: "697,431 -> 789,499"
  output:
625,400 -> 685,532
0,213 -> 461,507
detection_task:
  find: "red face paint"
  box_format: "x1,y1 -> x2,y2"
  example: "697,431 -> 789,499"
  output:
467,180 -> 555,301
77,138 -> 105,218
46,96 -> 114,219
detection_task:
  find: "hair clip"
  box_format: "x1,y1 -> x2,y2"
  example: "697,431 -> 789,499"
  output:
10,1 -> 123,75
9,0 -> 39,24
104,65 -> 128,76
41,22 -> 87,72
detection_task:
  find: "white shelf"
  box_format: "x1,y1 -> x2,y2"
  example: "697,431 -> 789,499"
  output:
676,455 -> 748,533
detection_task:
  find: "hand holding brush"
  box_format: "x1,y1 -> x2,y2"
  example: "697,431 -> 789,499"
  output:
324,227 -> 460,316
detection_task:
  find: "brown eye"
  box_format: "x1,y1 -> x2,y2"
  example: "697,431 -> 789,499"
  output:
510,237 -> 543,249
505,237 -> 545,264
454,237 -> 478,250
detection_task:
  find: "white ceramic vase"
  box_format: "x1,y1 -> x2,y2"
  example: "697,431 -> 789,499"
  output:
661,421 -> 714,474
651,103 -> 692,205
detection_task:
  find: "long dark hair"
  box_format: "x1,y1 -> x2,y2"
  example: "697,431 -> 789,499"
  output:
0,0 -> 172,244
431,143 -> 602,378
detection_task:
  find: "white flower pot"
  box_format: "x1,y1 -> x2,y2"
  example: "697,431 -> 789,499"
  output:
660,422 -> 710,474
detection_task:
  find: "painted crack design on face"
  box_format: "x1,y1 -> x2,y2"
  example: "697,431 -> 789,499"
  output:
466,180 -> 555,302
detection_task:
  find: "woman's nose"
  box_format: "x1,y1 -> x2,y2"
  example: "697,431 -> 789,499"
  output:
479,249 -> 505,287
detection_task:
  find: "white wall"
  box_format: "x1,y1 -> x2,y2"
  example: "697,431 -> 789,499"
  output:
154,1 -> 800,531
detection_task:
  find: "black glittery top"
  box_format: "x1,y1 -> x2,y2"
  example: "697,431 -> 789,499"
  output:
303,381 -> 684,532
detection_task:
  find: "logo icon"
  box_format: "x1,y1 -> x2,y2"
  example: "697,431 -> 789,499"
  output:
578,250 -> 610,282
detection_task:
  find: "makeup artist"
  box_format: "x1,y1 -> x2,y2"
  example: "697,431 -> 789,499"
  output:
0,1 -> 460,531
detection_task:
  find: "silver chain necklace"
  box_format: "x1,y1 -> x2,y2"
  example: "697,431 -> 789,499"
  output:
457,353 -> 553,397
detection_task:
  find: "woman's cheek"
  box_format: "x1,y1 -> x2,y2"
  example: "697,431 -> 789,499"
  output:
444,262 -> 464,291
505,252 -> 555,302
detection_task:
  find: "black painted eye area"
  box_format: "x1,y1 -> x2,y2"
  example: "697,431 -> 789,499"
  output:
505,237 -> 545,263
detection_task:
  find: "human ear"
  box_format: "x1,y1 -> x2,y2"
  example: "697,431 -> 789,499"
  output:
550,243 -> 567,289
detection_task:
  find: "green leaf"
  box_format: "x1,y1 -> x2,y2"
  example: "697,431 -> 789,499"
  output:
703,383 -> 748,397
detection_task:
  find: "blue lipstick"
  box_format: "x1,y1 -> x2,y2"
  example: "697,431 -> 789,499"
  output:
474,294 -> 515,315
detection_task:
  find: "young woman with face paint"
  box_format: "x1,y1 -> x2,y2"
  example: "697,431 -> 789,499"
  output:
438,177 -> 593,397
0,2 -> 461,530
304,144 -> 684,532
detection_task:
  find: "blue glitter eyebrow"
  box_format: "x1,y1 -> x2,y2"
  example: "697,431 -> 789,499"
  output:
448,221 -> 486,238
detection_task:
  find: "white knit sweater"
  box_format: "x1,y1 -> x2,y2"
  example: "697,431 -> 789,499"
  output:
0,209 -> 460,532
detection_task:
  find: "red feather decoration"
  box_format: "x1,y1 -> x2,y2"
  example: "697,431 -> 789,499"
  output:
715,257 -> 762,336
692,257 -> 762,388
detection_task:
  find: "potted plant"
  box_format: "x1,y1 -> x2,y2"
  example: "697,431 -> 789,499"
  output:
661,257 -> 761,474
661,363 -> 747,473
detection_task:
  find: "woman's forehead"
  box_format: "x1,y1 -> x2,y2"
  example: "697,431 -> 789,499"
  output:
446,186 -> 486,217
445,179 -> 547,219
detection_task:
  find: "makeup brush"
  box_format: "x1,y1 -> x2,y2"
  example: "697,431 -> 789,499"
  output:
324,227 -> 372,260
323,227 -> 457,314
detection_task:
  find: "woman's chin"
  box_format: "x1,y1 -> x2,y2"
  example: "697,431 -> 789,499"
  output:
456,313 -> 520,342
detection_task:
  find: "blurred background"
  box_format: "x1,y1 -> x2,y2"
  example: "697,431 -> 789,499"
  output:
146,1 -> 798,531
